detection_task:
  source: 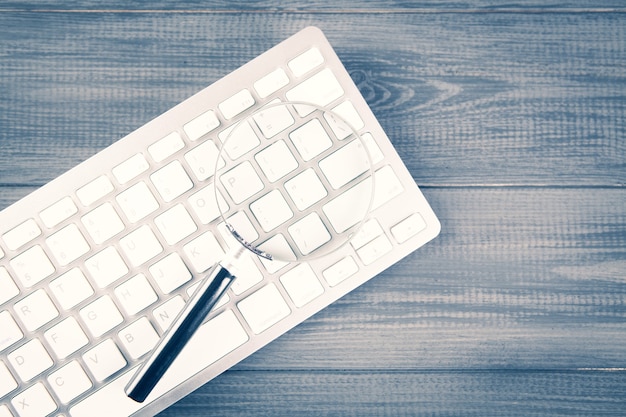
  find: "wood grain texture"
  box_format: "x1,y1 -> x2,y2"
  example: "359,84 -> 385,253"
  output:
1,3 -> 625,416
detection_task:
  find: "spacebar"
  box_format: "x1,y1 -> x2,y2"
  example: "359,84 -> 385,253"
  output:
70,310 -> 248,417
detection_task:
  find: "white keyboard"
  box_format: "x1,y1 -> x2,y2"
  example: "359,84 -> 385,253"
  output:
0,26 -> 440,417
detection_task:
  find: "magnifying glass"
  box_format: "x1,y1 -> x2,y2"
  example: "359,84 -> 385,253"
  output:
126,101 -> 374,402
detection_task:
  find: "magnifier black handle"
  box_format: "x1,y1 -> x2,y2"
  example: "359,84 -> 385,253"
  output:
125,263 -> 235,402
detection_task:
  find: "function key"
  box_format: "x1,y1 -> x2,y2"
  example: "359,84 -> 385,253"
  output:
254,68 -> 290,98
76,175 -> 114,207
183,110 -> 220,142
148,132 -> 185,163
112,153 -> 149,184
288,47 -> 324,77
218,89 -> 255,120
2,218 -> 41,251
40,196 -> 78,229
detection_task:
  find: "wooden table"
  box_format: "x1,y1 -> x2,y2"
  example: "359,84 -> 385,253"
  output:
1,2 -> 625,416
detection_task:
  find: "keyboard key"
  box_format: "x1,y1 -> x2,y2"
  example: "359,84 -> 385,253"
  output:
238,283 -> 291,334
285,168 -> 328,211
327,101 -> 364,138
350,219 -> 384,249
183,110 -> 220,141
14,289 -> 59,332
280,263 -> 324,308
219,88 -> 255,119
9,245 -> 55,288
289,118 -> 332,161
82,339 -> 127,382
183,231 -> 224,273
11,382 -> 57,417
218,120 -> 261,160
323,178 -> 371,233
219,161 -> 264,204
391,213 -> 427,244
250,189 -> 294,232
0,405 -> 11,417
49,268 -> 94,310
40,196 -> 79,230
0,247 -> 3,260
120,225 -> 163,268
356,234 -> 393,266
118,317 -> 159,359
114,274 -> 158,316
255,139 -> 299,182
286,68 -> 344,115
0,360 -> 18,398
44,316 -> 88,359
154,203 -> 197,245
185,139 -> 223,181
229,251 -> 263,295
150,160 -> 193,203
0,267 -> 20,305
79,295 -> 124,338
188,186 -> 228,225
149,253 -> 192,294
288,212 -> 331,256
81,202 -> 125,244
45,223 -> 90,266
116,181 -> 160,223
218,212 -> 259,249
112,153 -> 149,184
153,295 -> 185,332
254,68 -> 289,98
288,47 -> 324,77
48,360 -> 92,404
319,139 -> 371,190
2,219 -> 41,251
252,101 -> 295,138
323,256 -> 359,287
7,339 -> 53,382
148,131 -> 184,162
76,175 -> 114,207
85,246 -> 129,288
372,165 -> 404,209
71,310 -> 247,417
0,310 -> 23,352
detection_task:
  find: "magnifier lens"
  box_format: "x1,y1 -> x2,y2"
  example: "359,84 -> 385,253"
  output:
214,101 -> 374,263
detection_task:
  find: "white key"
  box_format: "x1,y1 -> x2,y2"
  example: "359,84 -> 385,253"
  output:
7,339 -> 53,382
154,204 -> 197,245
11,382 -> 57,417
250,190 -> 293,232
252,101 -> 295,138
361,132 -> 384,164
323,178 -> 372,233
280,263 -> 324,308
254,68 -> 289,98
0,267 -> 19,305
112,153 -> 149,184
183,110 -> 220,142
82,339 -> 126,382
218,120 -> 260,160
44,316 -> 88,359
76,175 -> 114,207
284,168 -> 328,211
286,68 -> 344,115
288,47 -> 324,77
188,186 -> 228,225
183,231 -> 224,273
328,101 -> 364,138
371,165 -> 404,209
350,219 -> 384,249
70,310 -> 247,417
45,223 -> 90,266
391,213 -> 427,244
289,118 -> 332,161
153,295 -> 185,332
0,360 -> 18,398
48,361 -> 92,404
79,295 -> 123,338
118,317 -> 159,359
219,89 -> 255,119
229,251 -> 263,295
150,160 -> 193,202
14,289 -> 59,332
116,181 -> 160,223
288,212 -> 331,256
9,245 -> 55,288
0,310 -> 23,352
219,212 -> 259,248
50,268 -> 94,310
255,140 -> 298,182
114,274 -> 158,316
148,131 -> 184,162
85,247 -> 128,288
0,405 -> 12,417
219,161 -> 264,204
185,139 -> 223,181
149,253 -> 192,294
323,256 -> 359,287
81,203 -> 125,244
319,139 -> 370,190
356,234 -> 393,265
120,225 -> 163,267
3,219 -> 41,251
41,197 -> 78,230
256,234 -> 293,273
238,283 -> 291,334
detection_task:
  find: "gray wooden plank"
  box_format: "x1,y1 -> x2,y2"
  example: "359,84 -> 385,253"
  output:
1,12 -> 624,187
